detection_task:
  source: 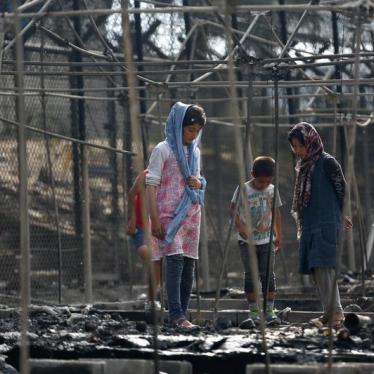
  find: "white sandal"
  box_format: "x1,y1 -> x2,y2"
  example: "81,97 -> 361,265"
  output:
174,318 -> 198,329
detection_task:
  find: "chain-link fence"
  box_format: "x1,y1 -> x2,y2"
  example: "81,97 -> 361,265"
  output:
0,29 -> 137,304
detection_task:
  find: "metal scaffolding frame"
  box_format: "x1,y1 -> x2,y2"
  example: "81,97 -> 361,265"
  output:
1,1 -> 374,373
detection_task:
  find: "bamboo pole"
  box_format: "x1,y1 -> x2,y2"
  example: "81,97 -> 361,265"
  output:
121,2 -> 160,373
0,15 -> 4,73
327,10 -> 362,370
2,4 -> 361,19
192,13 -> 261,83
0,115 -> 132,155
223,2 -> 271,372
4,0 -> 56,53
39,20 -> 64,304
5,50 -> 374,66
12,1 -> 31,373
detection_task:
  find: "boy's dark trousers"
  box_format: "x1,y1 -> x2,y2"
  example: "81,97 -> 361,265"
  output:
238,241 -> 276,294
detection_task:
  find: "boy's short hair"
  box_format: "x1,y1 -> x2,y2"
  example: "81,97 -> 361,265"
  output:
252,156 -> 275,177
183,105 -> 206,128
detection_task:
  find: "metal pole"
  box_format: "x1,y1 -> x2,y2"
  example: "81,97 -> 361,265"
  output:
2,4 -> 366,19
332,98 -> 338,156
345,12 -> 362,272
12,1 -> 30,373
195,257 -> 202,321
59,0 -> 119,90
122,96 -> 134,296
278,0 -> 298,123
278,0 -> 313,60
328,11 -> 361,369
5,49 -> 374,66
40,20 -> 63,304
71,0 -> 92,301
360,90 -> 372,228
107,73 -> 121,284
4,0 -> 55,53
223,3 -> 270,372
183,0 -> 192,61
200,207 -> 210,291
192,13 -> 261,83
6,50 -> 374,67
74,0 -> 88,287
261,14 -> 335,98
212,123 -> 225,284
264,66 -> 280,313
352,175 -> 367,295
2,75 -> 374,91
134,0 -> 148,162
121,2 -> 160,373
82,145 -> 93,303
69,63 -> 82,255
0,14 -> 5,73
213,201 -> 237,321
146,22 -> 199,115
331,10 -> 346,169
0,115 -> 132,155
244,63 -> 254,168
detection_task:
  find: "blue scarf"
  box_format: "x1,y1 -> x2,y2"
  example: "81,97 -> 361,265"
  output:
164,102 -> 206,244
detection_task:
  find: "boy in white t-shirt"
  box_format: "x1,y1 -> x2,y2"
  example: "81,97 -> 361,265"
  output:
230,156 -> 282,326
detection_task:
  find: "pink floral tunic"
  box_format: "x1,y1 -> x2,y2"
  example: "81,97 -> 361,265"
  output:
152,151 -> 201,259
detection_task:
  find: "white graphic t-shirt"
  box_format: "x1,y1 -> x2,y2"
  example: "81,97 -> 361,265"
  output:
231,181 -> 282,245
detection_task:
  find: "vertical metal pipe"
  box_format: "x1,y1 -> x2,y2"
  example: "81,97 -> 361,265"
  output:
360,90 -> 372,228
331,10 -> 345,169
344,13 -> 361,272
332,98 -> 338,156
213,124 -> 224,250
107,74 -> 120,283
122,2 -> 159,373
69,1 -> 83,267
134,0 -> 148,163
264,66 -> 280,313
123,96 -> 134,297
71,0 -> 91,301
71,0 -> 88,288
82,145 -> 93,303
200,207 -> 210,291
223,3 -> 270,372
183,0 -> 192,60
40,20 -> 63,304
73,0 -> 86,148
0,15 -> 5,73
328,11 -> 362,369
357,88 -> 369,276
12,1 -> 30,373
278,3 -> 298,289
231,12 -> 245,114
278,0 -> 297,122
245,64 -> 254,168
69,64 -> 82,239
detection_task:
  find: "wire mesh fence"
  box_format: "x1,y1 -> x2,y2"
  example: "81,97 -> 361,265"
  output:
0,33 -> 134,305
0,1 -> 374,308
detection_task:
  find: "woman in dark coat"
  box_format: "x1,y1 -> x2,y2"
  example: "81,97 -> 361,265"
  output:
288,122 -> 352,329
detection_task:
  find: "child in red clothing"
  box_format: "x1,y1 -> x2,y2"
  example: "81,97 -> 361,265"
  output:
127,170 -> 162,293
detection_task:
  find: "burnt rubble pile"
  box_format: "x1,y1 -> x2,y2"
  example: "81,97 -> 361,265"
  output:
1,273 -> 374,372
340,272 -> 374,298
0,302 -> 374,373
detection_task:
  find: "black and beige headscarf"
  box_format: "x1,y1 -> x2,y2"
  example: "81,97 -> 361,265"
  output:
289,122 -> 324,236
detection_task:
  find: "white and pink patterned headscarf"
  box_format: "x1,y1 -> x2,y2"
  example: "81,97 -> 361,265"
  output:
289,122 -> 324,235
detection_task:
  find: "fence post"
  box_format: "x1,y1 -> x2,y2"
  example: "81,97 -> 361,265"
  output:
82,145 -> 93,303
13,1 -> 31,373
